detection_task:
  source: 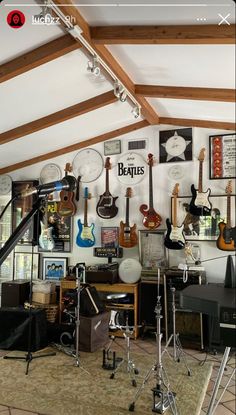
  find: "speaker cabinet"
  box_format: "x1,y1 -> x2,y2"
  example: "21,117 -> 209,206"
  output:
1,280 -> 30,307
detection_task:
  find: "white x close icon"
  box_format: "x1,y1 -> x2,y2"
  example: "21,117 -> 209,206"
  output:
218,13 -> 231,26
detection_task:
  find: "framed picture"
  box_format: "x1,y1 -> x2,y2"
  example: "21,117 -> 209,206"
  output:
101,227 -> 119,248
139,230 -> 168,270
104,140 -> 121,156
42,257 -> 68,281
172,195 -> 235,241
209,133 -> 236,179
159,128 -> 192,163
14,252 -> 39,280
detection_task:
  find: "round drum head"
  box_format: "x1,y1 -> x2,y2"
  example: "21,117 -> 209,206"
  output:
119,259 -> 142,284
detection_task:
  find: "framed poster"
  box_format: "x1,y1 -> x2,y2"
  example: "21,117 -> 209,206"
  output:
14,252 -> 39,280
172,195 -> 235,241
209,133 -> 236,179
104,140 -> 121,156
139,230 -> 168,270
101,227 -> 119,248
42,257 -> 68,281
159,128 -> 192,163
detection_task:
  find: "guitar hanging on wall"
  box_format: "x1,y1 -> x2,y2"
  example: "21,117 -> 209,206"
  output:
119,187 -> 138,248
76,187 -> 95,248
139,153 -> 162,229
96,157 -> 118,219
217,180 -> 236,251
58,163 -> 76,217
39,196 -> 55,251
164,183 -> 185,250
189,148 -> 212,216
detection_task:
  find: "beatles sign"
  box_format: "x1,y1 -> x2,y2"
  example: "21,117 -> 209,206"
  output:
117,152 -> 147,185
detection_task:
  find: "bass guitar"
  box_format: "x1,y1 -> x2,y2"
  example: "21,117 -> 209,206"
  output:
58,163 -> 76,217
96,157 -> 118,219
217,180 -> 236,251
119,187 -> 138,248
139,153 -> 162,229
39,196 -> 55,251
164,183 -> 185,250
76,187 -> 95,248
189,148 -> 212,216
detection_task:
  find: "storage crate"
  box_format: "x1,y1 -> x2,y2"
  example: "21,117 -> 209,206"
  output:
31,302 -> 59,323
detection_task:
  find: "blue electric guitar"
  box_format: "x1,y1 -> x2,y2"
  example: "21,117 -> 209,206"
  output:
76,187 -> 95,248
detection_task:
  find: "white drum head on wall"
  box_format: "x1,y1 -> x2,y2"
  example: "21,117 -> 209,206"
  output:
117,152 -> 147,185
119,258 -> 142,284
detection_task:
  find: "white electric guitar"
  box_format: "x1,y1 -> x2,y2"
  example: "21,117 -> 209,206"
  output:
164,183 -> 185,250
39,197 -> 55,251
189,148 -> 212,216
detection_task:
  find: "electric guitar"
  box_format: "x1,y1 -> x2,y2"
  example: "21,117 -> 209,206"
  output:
189,148 -> 212,216
39,196 -> 55,251
164,183 -> 185,250
96,157 -> 118,219
139,153 -> 162,229
76,187 -> 95,248
217,180 -> 236,251
58,163 -> 76,217
119,187 -> 138,248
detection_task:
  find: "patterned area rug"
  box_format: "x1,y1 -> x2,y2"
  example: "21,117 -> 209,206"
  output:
0,348 -> 212,415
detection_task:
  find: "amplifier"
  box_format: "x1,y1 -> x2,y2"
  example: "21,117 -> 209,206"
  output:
220,306 -> 236,348
86,263 -> 118,284
1,280 -> 30,307
94,247 -> 123,259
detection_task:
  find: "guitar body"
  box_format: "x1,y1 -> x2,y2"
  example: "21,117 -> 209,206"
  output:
216,222 -> 236,251
76,219 -> 95,248
189,185 -> 212,216
39,221 -> 55,251
119,221 -> 138,248
140,204 -> 162,229
96,193 -> 118,219
58,190 -> 76,217
164,218 -> 185,250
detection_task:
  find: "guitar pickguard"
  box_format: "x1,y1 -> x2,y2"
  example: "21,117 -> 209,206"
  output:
169,225 -> 185,244
39,222 -> 55,251
194,190 -> 211,209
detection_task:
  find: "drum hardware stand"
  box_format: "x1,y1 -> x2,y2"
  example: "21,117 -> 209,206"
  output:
162,287 -> 191,377
129,272 -> 178,414
102,335 -> 123,370
110,316 -> 139,387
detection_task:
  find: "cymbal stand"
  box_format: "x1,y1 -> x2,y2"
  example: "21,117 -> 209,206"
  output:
129,271 -> 178,414
110,316 -> 139,387
162,287 -> 191,377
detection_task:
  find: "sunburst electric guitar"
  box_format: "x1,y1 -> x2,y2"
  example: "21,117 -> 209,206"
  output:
96,157 -> 118,219
189,148 -> 212,216
119,187 -> 138,248
217,180 -> 236,251
139,153 -> 162,229
164,183 -> 185,250
76,187 -> 95,248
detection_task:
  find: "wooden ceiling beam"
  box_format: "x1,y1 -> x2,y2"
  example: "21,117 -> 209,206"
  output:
135,85 -> 236,102
0,35 -> 82,83
0,120 -> 149,174
0,91 -> 117,145
91,24 -> 236,45
159,117 -> 235,130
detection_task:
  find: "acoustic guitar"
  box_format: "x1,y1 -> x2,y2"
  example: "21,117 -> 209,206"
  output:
58,163 -> 76,217
217,180 -> 236,251
119,187 -> 138,248
39,196 -> 55,251
76,187 -> 95,248
96,157 -> 118,219
164,183 -> 185,250
189,148 -> 212,216
139,153 -> 162,229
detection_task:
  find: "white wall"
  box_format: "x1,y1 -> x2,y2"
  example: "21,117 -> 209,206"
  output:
9,125 -> 235,283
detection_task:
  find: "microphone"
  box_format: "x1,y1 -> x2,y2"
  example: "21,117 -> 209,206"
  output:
18,175 -> 77,198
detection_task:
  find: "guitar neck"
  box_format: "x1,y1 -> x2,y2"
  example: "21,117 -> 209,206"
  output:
149,164 -> 153,208
198,161 -> 203,193
84,198 -> 88,227
172,195 -> 177,227
105,169 -> 110,195
125,197 -> 130,227
226,195 -> 231,228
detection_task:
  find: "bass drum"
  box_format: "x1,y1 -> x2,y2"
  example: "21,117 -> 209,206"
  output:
109,310 -> 134,330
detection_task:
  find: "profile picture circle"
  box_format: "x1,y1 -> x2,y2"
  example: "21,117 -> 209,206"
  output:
7,10 -> 25,28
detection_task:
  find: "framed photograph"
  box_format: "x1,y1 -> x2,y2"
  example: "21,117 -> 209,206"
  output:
14,252 -> 39,280
159,128 -> 192,163
42,257 -> 68,281
104,140 -> 121,156
209,133 -> 236,179
101,227 -> 119,248
139,230 -> 168,270
172,195 -> 236,241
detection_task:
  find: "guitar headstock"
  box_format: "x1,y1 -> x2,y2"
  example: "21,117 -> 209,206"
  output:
198,148 -> 206,162
226,180 -> 232,195
172,183 -> 179,197
105,157 -> 111,170
125,187 -> 132,198
65,163 -> 73,174
147,153 -> 154,166
84,187 -> 89,199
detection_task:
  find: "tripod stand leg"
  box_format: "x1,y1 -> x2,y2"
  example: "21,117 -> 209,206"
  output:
175,334 -> 191,376
128,364 -> 156,411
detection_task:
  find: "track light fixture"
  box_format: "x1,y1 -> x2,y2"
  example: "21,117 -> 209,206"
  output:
113,82 -> 127,102
132,105 -> 141,119
87,56 -> 101,77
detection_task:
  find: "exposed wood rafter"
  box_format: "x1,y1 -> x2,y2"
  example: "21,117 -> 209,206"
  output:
0,35 -> 82,83
0,120 -> 149,174
0,91 -> 117,145
159,117 -> 235,130
91,24 -> 236,45
135,85 -> 236,102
